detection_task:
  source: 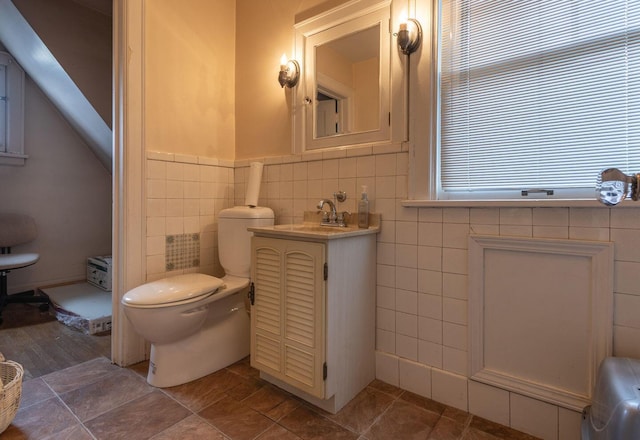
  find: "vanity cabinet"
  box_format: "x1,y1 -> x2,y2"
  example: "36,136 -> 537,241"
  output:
249,229 -> 377,414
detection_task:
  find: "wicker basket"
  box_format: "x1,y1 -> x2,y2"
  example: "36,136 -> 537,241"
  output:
0,353 -> 23,434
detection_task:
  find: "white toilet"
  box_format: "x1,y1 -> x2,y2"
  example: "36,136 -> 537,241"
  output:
121,206 -> 274,387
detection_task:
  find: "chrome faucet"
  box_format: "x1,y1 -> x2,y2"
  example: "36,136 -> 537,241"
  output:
317,199 -> 337,225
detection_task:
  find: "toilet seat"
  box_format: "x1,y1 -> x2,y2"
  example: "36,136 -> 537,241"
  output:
122,273 -> 224,309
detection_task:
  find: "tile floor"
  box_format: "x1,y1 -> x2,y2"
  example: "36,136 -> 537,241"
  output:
3,356 -> 540,440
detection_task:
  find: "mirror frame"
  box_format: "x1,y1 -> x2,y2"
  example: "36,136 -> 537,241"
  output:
293,0 -> 407,153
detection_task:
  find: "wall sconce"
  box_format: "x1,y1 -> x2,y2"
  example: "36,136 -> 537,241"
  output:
278,54 -> 300,88
397,18 -> 422,55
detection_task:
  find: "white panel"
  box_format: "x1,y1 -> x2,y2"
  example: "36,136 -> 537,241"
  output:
469,235 -> 613,411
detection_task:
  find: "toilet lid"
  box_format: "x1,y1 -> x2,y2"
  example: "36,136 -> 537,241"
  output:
122,273 -> 224,307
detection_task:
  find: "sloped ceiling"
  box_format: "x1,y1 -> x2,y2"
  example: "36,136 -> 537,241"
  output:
0,0 -> 112,172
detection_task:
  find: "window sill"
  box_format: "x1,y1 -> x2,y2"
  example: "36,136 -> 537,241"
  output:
401,199 -> 633,208
0,152 -> 27,166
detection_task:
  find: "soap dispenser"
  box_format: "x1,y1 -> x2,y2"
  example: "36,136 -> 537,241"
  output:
358,185 -> 369,229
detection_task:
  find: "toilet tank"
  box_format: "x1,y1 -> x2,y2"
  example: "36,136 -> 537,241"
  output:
218,206 -> 274,278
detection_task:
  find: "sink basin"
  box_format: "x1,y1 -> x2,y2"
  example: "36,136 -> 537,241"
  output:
249,219 -> 380,240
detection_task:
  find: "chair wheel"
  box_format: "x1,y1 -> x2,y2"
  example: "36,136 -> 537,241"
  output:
39,303 -> 49,312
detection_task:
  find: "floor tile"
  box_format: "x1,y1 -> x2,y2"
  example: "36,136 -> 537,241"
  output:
241,383 -> 301,421
3,396 -> 79,439
427,416 -> 466,440
365,399 -> 441,440
279,406 -> 359,440
468,417 -> 539,440
41,424 -> 94,440
59,368 -> 153,421
42,357 -> 119,394
164,367 -> 262,412
198,395 -> 275,440
19,377 -> 55,409
150,414 -> 227,439
328,386 -> 395,434
400,391 -> 447,415
255,424 -> 302,440
83,390 -> 190,440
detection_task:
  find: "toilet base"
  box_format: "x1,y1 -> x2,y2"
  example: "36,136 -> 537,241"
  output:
146,289 -> 250,387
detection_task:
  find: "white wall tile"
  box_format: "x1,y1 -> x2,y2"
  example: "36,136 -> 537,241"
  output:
443,347 -> 467,375
443,322 -> 467,350
419,222 -> 443,247
443,273 -> 467,300
399,358 -> 432,398
559,408 -> 582,440
147,217 -> 165,236
533,226 -> 569,239
470,208 -> 499,225
377,285 -> 395,310
396,244 -> 417,268
468,381 -> 510,426
443,298 -> 467,325
376,154 -> 397,176
532,208 -> 568,226
377,329 -> 396,352
357,155 -> 376,177
396,221 -> 418,244
442,248 -> 468,275
396,334 -> 418,360
396,289 -> 417,314
418,246 -> 442,271
376,176 -> 396,198
613,325 -> 640,358
375,351 -> 399,386
377,264 -> 395,288
443,208 -> 469,224
418,293 -> 442,319
510,393 -> 558,440
339,157 -> 357,178
418,340 -> 443,368
614,293 -> 640,328
500,208 -> 532,225
418,316 -> 442,343
614,261 -> 640,295
147,160 -> 166,179
432,369 -> 468,411
146,236 -> 165,256
569,208 -> 609,228
418,269 -> 442,295
376,307 -> 395,332
612,229 -> 640,262
569,227 -> 609,241
611,208 -> 640,229
396,267 -> 417,291
377,242 -> 395,265
419,207 -> 443,223
443,223 -> 470,249
396,312 -> 418,337
378,220 -> 396,243
147,179 -> 166,199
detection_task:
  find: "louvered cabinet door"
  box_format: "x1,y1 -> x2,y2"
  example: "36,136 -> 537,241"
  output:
250,237 -> 326,399
251,239 -> 282,374
282,242 -> 325,398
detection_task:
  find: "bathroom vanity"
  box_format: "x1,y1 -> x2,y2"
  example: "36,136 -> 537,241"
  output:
248,216 -> 379,413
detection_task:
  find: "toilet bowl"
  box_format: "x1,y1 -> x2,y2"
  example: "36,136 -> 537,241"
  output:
122,206 -> 274,387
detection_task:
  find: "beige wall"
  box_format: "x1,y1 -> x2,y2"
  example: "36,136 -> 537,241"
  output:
235,0 -> 350,160
144,0 -> 235,159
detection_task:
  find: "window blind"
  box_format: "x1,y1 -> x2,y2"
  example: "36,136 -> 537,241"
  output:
438,0 -> 640,199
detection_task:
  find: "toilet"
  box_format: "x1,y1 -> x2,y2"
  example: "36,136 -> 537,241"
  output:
121,206 -> 274,387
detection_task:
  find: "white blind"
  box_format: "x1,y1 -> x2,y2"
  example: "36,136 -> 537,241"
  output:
439,0 -> 640,199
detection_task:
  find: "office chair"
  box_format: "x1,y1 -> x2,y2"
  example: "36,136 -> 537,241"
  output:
0,213 -> 48,326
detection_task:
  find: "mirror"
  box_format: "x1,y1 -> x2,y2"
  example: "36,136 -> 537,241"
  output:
293,0 -> 405,152
314,25 -> 380,138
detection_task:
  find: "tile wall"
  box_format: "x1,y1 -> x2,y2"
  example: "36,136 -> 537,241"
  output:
145,151 -> 235,281
146,145 -> 640,440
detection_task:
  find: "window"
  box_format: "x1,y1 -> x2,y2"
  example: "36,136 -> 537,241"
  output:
0,51 -> 25,166
437,0 -> 640,200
